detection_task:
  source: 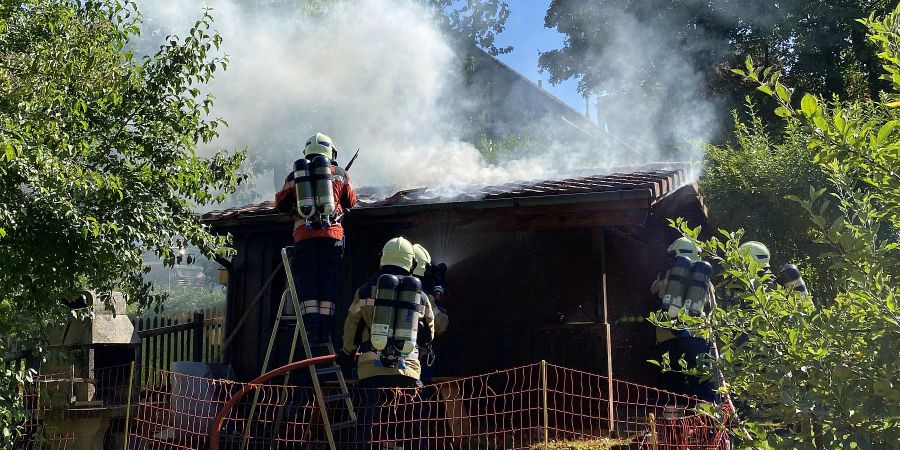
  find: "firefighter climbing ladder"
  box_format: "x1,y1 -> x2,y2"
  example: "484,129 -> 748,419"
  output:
241,247 -> 356,450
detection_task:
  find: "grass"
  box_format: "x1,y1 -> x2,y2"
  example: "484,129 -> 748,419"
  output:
531,437 -> 634,450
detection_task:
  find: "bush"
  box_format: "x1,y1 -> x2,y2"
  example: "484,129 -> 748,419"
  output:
659,5 -> 900,448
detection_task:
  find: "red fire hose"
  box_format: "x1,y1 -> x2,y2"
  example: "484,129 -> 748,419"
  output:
208,354 -> 337,450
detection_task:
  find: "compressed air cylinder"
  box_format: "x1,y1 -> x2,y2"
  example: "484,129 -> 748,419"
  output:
371,274 -> 400,352
779,264 -> 808,298
663,256 -> 693,318
393,276 -> 423,359
292,158 -> 316,220
311,156 -> 335,219
683,261 -> 713,316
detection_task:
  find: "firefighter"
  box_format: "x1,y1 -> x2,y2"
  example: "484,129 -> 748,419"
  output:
739,240 -> 810,301
651,237 -> 716,401
412,243 -> 449,384
275,132 -> 357,344
339,237 -> 435,447
738,240 -> 770,272
339,236 -> 435,386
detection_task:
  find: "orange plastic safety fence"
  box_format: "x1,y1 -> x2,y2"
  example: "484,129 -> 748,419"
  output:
128,363 -> 731,449
545,363 -> 729,449
18,364 -> 135,448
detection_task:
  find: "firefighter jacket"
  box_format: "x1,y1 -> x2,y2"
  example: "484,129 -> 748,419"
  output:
650,269 -> 716,344
275,163 -> 357,242
342,277 -> 436,381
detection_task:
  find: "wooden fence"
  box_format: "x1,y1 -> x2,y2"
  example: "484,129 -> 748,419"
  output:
132,305 -> 225,382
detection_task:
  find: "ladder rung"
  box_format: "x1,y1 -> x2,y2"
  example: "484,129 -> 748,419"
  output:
323,393 -> 351,403
315,366 -> 341,376
279,315 -> 300,321
331,419 -> 357,431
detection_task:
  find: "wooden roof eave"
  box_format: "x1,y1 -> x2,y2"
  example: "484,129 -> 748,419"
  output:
345,188 -> 654,230
206,188 -> 656,234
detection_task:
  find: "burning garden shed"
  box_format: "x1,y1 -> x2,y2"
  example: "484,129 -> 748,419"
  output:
203,164 -> 708,387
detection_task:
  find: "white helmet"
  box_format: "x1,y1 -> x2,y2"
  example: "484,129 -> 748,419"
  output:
411,243 -> 431,277
739,241 -> 770,268
667,237 -> 700,262
303,132 -> 335,158
380,237 -> 415,272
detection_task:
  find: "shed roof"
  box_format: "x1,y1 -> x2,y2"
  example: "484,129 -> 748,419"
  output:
202,165 -> 694,229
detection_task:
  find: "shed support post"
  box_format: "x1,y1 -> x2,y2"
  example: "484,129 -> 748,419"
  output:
593,228 -> 615,432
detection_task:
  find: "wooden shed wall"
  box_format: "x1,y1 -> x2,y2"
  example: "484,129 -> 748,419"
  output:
220,185 -> 707,383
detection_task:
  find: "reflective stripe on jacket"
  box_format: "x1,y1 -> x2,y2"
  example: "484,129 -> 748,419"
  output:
342,280 -> 435,381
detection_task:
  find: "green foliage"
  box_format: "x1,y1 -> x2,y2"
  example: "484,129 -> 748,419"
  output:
0,0 -> 243,443
242,0 -> 512,56
130,286 -> 224,317
0,367 -> 31,447
539,0 -> 895,132
475,133 -> 534,164
701,102 -> 834,294
428,0 -> 512,56
658,5 -> 900,448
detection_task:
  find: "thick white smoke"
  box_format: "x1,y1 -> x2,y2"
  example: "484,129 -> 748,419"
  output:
590,9 -> 718,158
138,0 -> 537,196
137,0 -> 717,202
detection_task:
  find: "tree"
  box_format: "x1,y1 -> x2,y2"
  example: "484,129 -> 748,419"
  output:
657,5 -> 900,448
0,0 -> 243,442
427,0 -> 511,56
236,0 -> 512,56
701,103 -> 837,295
538,0 -> 895,135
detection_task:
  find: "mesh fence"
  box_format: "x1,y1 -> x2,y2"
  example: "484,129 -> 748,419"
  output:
128,362 -> 730,450
20,364 -> 136,449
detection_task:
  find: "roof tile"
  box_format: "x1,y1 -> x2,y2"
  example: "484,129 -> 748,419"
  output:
202,165 -> 693,224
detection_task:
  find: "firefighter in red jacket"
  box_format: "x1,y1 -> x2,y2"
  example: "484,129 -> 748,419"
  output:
275,132 -> 357,344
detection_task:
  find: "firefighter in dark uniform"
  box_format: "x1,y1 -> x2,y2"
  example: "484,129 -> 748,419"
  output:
275,132 -> 357,344
651,237 -> 716,401
339,237 -> 435,448
411,243 -> 448,384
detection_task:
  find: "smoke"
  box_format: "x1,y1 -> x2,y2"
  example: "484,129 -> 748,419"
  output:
136,0 -> 718,202
584,8 -> 719,161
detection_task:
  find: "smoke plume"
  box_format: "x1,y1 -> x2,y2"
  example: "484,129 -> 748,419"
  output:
136,0 -> 718,202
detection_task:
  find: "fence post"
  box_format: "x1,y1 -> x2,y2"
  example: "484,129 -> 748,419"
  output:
605,323 -> 615,433
192,311 -> 204,362
124,360 -> 135,450
541,360 -> 549,449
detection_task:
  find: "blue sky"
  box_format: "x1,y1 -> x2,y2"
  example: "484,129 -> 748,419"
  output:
494,1 -> 586,117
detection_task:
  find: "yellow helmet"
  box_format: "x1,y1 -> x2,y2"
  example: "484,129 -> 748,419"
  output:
667,237 -> 700,262
303,132 -> 335,158
739,241 -> 770,268
380,237 -> 415,272
412,243 -> 431,276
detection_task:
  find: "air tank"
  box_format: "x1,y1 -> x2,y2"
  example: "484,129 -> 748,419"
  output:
311,156 -> 335,220
393,276 -> 423,360
683,261 -> 713,316
779,264 -> 808,298
663,256 -> 693,318
371,274 -> 399,353
292,158 -> 316,220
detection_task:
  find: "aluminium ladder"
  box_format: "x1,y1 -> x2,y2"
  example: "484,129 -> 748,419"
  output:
241,247 -> 356,450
